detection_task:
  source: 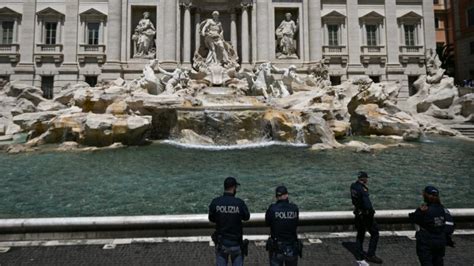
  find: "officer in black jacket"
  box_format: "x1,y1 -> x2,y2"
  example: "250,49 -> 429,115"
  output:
209,177 -> 251,266
265,186 -> 300,266
350,171 -> 383,264
409,186 -> 455,266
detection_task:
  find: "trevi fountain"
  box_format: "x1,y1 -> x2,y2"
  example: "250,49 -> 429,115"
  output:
0,12 -> 473,218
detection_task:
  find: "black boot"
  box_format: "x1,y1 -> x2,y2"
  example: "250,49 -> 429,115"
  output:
365,255 -> 383,264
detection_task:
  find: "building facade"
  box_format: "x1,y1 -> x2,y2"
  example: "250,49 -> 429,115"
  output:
0,0 -> 435,99
434,0 -> 451,48
433,0 -> 455,77
450,0 -> 474,83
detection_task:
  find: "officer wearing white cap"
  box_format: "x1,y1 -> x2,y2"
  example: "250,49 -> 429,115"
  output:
209,177 -> 250,266
265,185 -> 301,266
409,186 -> 455,266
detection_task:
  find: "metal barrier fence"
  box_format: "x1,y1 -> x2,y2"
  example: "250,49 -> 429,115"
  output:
1,209 -> 473,234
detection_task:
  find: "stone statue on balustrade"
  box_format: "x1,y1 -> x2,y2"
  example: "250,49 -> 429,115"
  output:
193,11 -> 239,85
275,13 -> 298,59
132,12 -> 156,59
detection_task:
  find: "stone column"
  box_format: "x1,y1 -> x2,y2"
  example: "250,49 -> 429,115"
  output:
157,2 -> 164,61
13,20 -> 18,44
195,10 -> 201,53
251,3 -> 257,63
256,0 -> 270,62
18,0 -> 35,64
308,0 -> 322,62
63,0 -> 79,63
230,9 -> 238,52
10,0 -> 35,85
100,20 -> 105,44
163,0 -> 178,63
14,0 -> 36,85
385,1 -> 405,99
422,0 -> 436,50
58,0 -> 80,89
346,0 -> 362,72
57,18 -> 63,49
182,3 -> 192,64
324,23 -> 328,46
105,0 -> 122,64
241,4 -> 250,64
100,0 -> 122,81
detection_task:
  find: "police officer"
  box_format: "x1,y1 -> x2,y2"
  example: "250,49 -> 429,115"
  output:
209,177 -> 250,266
265,186 -> 301,266
350,171 -> 383,264
409,186 -> 454,266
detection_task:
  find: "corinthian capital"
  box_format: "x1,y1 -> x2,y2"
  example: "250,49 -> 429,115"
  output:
180,0 -> 192,9
241,0 -> 253,9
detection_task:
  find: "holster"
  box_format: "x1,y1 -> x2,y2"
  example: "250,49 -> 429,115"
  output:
211,231 -> 219,246
266,237 -> 302,258
240,239 -> 250,256
297,239 -> 303,258
446,234 -> 455,248
266,237 -> 277,252
354,209 -> 375,227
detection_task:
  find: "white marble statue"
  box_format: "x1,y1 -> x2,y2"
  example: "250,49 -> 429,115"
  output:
275,13 -> 298,59
133,59 -> 159,94
235,63 -> 276,99
200,11 -> 230,66
155,61 -> 190,94
132,12 -> 156,58
252,63 -> 276,99
192,11 -> 239,85
271,64 -> 304,96
305,61 -> 331,88
425,48 -> 446,84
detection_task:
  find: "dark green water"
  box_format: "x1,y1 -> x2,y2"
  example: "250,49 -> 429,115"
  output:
0,137 -> 473,218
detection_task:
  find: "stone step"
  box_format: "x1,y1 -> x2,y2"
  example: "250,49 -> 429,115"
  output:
448,123 -> 474,138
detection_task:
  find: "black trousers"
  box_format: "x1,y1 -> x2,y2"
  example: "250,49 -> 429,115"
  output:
269,252 -> 298,266
416,239 -> 445,266
354,214 -> 379,258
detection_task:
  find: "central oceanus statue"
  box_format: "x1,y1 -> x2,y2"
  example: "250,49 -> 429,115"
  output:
193,11 -> 240,85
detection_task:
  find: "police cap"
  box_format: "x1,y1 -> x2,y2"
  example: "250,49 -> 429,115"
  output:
275,185 -> 288,196
424,185 -> 439,196
224,177 -> 240,189
357,171 -> 369,179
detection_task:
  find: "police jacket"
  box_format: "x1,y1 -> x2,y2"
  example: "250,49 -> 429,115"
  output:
409,203 -> 454,243
208,192 -> 250,242
350,181 -> 374,212
265,199 -> 299,243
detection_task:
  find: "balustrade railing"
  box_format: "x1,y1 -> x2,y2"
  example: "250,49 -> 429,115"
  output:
399,46 -> 423,54
0,44 -> 19,53
79,44 -> 106,53
36,44 -> 63,53
323,45 -> 347,54
361,45 -> 386,54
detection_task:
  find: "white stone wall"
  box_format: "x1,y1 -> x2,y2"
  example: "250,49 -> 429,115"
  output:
0,0 -> 436,97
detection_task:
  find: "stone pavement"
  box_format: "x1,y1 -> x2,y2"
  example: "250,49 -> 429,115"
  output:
0,234 -> 473,266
